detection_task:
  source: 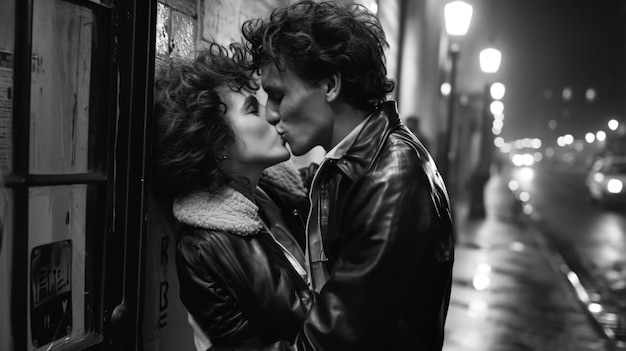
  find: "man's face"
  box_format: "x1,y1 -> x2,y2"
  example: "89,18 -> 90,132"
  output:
261,63 -> 334,156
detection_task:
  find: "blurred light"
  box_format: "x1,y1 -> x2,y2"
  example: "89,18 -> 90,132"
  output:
588,303 -> 603,314
608,119 -> 619,131
493,119 -> 504,130
607,179 -> 623,194
476,263 -> 492,273
494,137 -> 504,147
444,1 -> 473,36
585,88 -> 596,102
510,241 -> 525,251
441,82 -> 451,96
490,100 -> 504,115
492,127 -> 502,135
499,143 -> 512,153
493,113 -> 504,120
594,173 -> 605,182
508,180 -> 519,191
533,152 -> 543,162
596,131 -> 606,141
574,140 -> 584,151
479,48 -> 502,73
585,132 -> 596,143
522,204 -> 533,215
524,154 -> 534,165
562,87 -> 573,101
531,138 -> 542,148
512,154 -> 524,166
459,94 -> 470,105
548,119 -> 558,130
490,82 -> 506,100
557,136 -> 565,147
468,300 -> 488,319
545,147 -> 554,157
564,134 -> 574,145
518,166 -> 534,181
472,274 -> 490,291
519,191 -> 530,202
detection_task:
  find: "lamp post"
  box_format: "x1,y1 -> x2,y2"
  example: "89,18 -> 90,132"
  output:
440,1 -> 473,186
469,47 -> 502,218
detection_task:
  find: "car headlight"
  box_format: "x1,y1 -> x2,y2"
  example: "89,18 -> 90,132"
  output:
607,179 -> 623,194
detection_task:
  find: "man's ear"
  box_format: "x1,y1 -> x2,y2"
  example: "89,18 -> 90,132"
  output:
324,73 -> 341,102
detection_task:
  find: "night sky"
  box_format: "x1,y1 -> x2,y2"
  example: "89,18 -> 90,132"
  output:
455,0 -> 626,145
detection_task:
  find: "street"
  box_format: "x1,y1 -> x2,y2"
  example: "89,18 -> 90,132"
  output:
505,162 -> 626,343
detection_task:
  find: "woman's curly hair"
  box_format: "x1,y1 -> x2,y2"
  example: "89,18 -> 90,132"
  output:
242,0 -> 395,111
152,43 -> 256,198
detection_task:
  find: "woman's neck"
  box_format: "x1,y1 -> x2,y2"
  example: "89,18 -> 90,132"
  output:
219,160 -> 263,202
229,176 -> 258,203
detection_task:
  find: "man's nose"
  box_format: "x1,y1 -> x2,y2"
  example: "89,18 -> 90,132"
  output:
265,104 -> 280,125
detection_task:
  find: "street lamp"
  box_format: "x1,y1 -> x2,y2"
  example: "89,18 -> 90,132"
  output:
468,47 -> 502,218
440,1 -> 473,185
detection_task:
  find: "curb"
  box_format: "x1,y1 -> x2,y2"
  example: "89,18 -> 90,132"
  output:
508,184 -> 626,350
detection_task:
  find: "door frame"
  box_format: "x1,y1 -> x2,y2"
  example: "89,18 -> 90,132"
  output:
10,0 -> 157,349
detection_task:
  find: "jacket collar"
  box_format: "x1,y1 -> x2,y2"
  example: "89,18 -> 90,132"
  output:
173,160 -> 307,236
173,186 -> 263,236
335,101 -> 401,180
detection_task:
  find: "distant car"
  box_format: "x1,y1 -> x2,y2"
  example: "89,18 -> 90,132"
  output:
585,156 -> 626,206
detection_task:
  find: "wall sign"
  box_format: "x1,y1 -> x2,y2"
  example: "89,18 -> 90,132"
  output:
30,240 -> 72,348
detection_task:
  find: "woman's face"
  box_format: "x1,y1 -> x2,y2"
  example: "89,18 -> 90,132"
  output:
222,89 -> 291,169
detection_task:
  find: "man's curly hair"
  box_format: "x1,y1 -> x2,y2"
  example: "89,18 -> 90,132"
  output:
152,43 -> 256,198
242,0 -> 395,111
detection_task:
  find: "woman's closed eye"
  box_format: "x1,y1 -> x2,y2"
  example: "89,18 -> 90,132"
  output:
244,95 -> 260,115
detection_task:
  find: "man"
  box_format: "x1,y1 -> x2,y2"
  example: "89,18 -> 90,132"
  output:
242,1 -> 454,350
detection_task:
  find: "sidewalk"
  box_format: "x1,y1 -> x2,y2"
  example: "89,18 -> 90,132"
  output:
443,172 -> 614,351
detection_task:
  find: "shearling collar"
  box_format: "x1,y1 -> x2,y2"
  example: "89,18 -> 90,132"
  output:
173,160 -> 307,236
173,186 -> 263,236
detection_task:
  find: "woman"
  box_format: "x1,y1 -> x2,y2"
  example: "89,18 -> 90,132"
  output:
152,43 -> 313,350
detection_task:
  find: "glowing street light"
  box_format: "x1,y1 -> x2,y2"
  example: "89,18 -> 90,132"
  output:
470,47 -> 502,219
444,1 -> 473,36
479,48 -> 502,73
608,119 -> 619,131
440,1 -> 474,183
490,82 -> 505,100
490,100 -> 504,115
440,82 -> 451,96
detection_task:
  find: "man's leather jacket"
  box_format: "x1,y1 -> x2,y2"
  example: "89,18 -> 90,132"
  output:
264,101 -> 455,351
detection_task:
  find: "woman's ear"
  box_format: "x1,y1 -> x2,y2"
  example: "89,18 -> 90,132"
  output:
324,73 -> 341,102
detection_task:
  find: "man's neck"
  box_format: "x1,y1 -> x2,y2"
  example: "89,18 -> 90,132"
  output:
329,105 -> 371,150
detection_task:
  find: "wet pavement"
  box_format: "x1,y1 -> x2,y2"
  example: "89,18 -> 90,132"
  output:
443,172 -> 621,351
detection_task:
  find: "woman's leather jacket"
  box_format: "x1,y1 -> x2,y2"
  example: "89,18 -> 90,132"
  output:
174,162 -> 313,349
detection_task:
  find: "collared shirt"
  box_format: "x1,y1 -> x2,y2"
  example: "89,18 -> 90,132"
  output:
305,114 -> 373,291
324,114 -> 372,160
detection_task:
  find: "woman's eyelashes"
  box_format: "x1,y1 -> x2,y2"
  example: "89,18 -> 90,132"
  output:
244,95 -> 260,115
